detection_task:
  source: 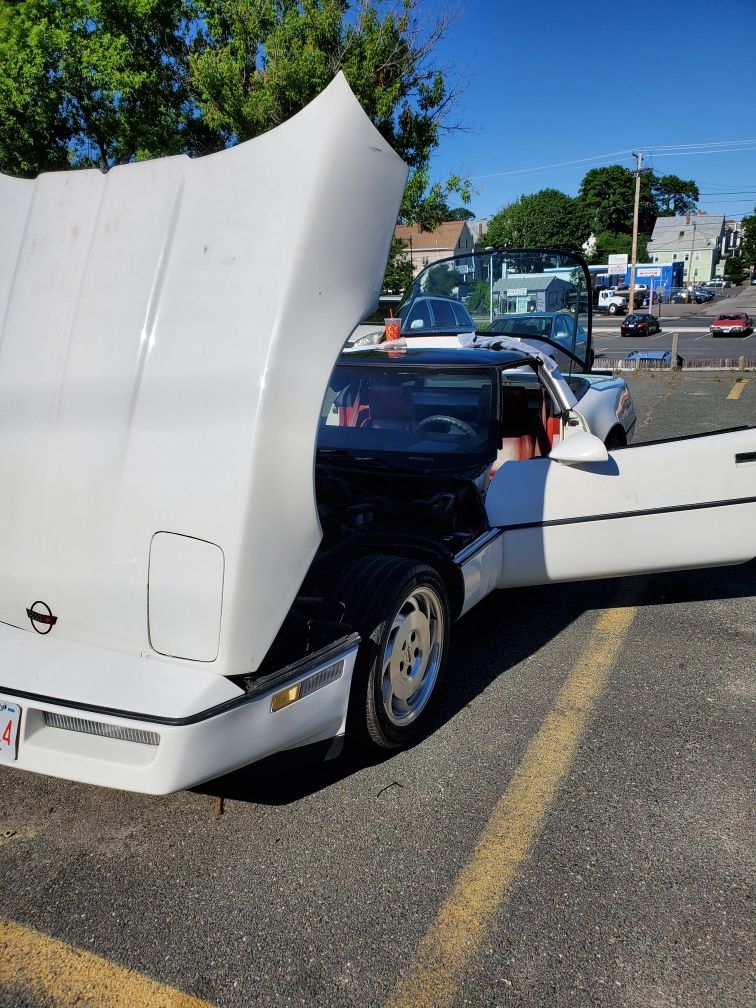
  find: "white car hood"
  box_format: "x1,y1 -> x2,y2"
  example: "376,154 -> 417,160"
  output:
0,74 -> 407,675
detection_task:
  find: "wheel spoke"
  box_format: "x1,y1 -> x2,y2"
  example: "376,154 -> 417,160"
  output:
377,584 -> 445,728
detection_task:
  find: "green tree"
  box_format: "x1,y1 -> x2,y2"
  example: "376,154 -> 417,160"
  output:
652,174 -> 699,216
723,252 -> 747,286
590,230 -> 650,264
485,188 -> 589,250
189,0 -> 470,229
577,165 -> 657,235
443,207 -> 475,221
1,1 -> 471,292
0,0 -> 213,175
425,266 -> 464,297
466,280 -> 490,314
382,237 -> 413,293
739,209 -> 756,267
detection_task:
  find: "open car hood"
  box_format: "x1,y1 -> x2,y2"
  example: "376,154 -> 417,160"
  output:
0,74 -> 407,675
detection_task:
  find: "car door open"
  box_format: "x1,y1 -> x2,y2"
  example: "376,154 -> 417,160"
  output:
485,427 -> 756,587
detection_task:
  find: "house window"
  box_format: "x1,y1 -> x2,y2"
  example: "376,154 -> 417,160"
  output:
679,230 -> 685,238
694,252 -> 700,261
694,268 -> 698,277
421,256 -> 429,266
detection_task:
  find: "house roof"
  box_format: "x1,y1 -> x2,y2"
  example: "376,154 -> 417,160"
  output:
492,273 -> 570,292
648,213 -> 725,252
394,220 -> 471,251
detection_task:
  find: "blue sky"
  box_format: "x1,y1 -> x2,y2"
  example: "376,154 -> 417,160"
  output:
427,0 -> 756,221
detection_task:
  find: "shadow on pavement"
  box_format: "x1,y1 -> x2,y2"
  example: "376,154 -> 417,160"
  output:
195,558 -> 756,807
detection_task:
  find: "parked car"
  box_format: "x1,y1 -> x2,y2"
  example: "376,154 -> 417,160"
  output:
624,350 -> 683,367
710,313 -> 752,336
620,313 -> 661,336
347,295 -> 475,347
2,75 -> 755,797
480,312 -> 590,369
704,278 -> 730,288
671,288 -> 714,304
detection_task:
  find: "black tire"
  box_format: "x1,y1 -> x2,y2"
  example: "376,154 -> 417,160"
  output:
609,304 -> 618,315
336,554 -> 450,750
604,428 -> 626,451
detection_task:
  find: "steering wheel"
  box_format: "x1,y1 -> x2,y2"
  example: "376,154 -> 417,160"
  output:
417,414 -> 477,436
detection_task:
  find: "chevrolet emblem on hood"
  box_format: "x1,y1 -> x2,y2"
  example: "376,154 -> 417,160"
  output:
26,601 -> 57,634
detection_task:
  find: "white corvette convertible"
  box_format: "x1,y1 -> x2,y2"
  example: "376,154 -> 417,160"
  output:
0,75 -> 753,795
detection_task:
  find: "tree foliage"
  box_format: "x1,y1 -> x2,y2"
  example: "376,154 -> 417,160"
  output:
485,189 -> 589,250
443,207 -> 475,221
0,0 -> 470,292
723,252 -> 747,286
466,280 -> 490,314
0,0 -> 213,175
0,0 -> 469,221
653,174 -> 699,216
578,165 -> 657,235
186,0 -> 470,228
424,266 -> 464,297
382,237 -> 413,293
589,230 -> 649,264
739,209 -> 756,267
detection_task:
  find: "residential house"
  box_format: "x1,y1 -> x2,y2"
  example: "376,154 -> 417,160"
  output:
646,213 -> 726,284
394,221 -> 476,276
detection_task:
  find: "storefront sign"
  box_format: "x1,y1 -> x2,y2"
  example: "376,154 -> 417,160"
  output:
607,254 -> 628,275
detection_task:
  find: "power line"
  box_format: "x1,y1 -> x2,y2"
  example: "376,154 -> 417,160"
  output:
473,139 -> 756,182
470,149 -> 634,180
643,139 -> 756,151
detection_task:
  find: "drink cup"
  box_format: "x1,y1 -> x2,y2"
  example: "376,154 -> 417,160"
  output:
384,317 -> 401,341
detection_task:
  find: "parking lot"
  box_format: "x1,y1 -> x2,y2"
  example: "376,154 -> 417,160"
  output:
1,373 -> 754,1008
594,284 -> 756,366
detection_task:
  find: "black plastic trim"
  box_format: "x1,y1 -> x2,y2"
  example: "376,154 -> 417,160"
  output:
620,425 -> 752,449
0,633 -> 360,727
497,496 -> 756,533
735,452 -> 756,464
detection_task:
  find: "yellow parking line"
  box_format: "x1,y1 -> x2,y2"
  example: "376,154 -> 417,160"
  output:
727,379 -> 749,400
385,603 -> 639,1008
0,917 -> 214,1008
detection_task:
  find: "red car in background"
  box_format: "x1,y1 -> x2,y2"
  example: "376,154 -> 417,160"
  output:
710,313 -> 752,336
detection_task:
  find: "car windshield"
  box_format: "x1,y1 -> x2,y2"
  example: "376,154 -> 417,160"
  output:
485,316 -> 552,337
318,364 -> 497,471
718,315 -> 741,321
397,249 -> 591,372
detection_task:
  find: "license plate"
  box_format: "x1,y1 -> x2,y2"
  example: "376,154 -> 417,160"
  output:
0,703 -> 21,762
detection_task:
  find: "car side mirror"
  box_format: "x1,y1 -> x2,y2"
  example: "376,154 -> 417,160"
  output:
410,318 -> 425,330
550,431 -> 609,465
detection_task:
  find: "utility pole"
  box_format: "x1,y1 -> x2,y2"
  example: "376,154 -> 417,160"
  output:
628,151 -> 643,315
686,220 -> 697,296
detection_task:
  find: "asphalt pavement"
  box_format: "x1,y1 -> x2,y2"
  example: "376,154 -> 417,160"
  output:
0,374 -> 754,1008
593,284 -> 756,362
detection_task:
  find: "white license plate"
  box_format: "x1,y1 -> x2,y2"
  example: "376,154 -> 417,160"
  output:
0,702 -> 21,762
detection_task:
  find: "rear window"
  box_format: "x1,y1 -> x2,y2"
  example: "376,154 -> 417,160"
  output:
430,299 -> 457,328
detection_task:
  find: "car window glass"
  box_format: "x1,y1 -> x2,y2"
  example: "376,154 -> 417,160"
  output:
430,299 -> 457,328
318,365 -> 497,469
451,301 -> 474,328
397,249 -> 592,372
401,299 -> 431,330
